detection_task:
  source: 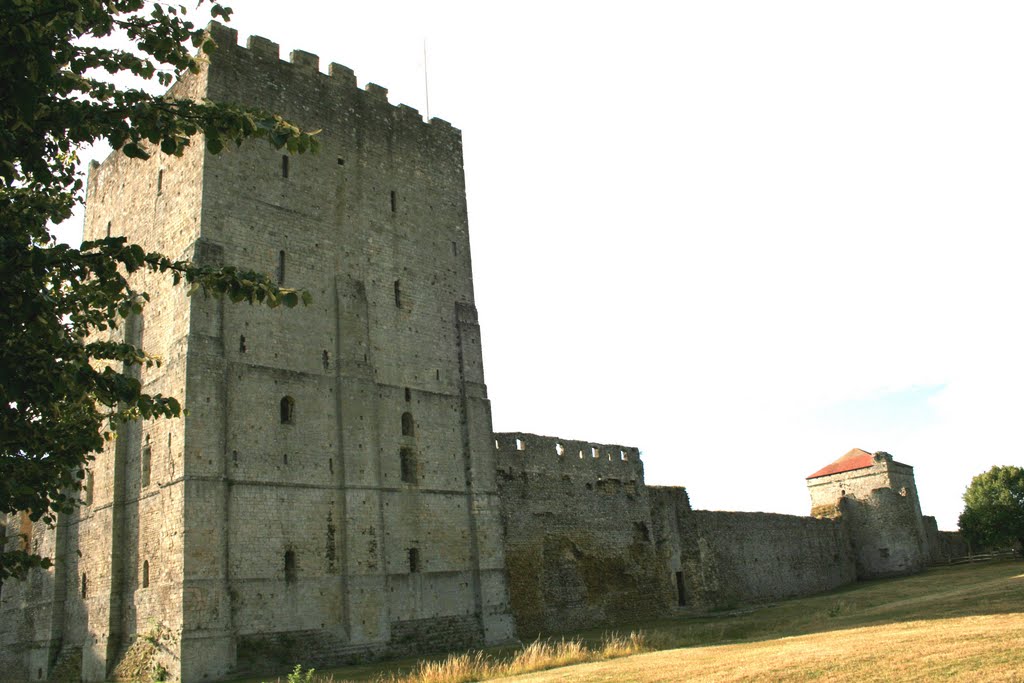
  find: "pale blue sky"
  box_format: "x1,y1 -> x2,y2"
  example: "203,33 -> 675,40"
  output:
59,1 -> 1024,529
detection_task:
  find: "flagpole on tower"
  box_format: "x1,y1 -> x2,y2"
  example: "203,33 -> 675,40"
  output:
423,39 -> 431,121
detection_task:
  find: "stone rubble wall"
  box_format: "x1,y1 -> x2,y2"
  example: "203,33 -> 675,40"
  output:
653,505 -> 856,610
494,433 -> 672,635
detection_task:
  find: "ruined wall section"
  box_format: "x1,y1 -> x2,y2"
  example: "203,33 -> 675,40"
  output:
655,507 -> 856,610
647,487 -> 692,608
175,23 -> 512,680
495,433 -> 670,635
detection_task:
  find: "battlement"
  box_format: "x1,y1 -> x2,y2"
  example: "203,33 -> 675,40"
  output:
494,432 -> 643,480
205,21 -> 456,131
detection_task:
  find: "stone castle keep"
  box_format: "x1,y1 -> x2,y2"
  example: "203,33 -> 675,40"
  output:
0,24 -> 956,682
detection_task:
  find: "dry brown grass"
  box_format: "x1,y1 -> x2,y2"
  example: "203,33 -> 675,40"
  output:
251,561 -> 1023,683
499,613 -> 1024,682
376,632 -> 647,683
499,561 -> 1024,682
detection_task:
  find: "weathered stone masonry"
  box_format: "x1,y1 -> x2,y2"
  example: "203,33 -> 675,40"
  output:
0,23 -> 957,683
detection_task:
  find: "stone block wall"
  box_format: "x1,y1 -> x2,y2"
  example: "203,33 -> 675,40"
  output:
494,433 -> 671,635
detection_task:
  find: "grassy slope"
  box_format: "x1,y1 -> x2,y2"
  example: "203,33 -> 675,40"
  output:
499,561 -> 1024,682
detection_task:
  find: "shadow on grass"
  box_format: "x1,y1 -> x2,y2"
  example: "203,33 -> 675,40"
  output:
570,559 -> 1024,653
233,559 -> 1024,683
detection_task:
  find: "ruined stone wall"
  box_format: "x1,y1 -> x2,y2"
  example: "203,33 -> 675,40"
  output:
651,504 -> 856,610
936,531 -> 971,560
495,433 -> 671,635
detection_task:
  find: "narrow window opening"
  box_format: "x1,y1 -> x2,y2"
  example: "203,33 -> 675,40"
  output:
82,470 -> 94,506
322,350 -> 330,370
283,453 -> 288,465
515,438 -> 525,451
280,396 -> 295,424
232,450 -> 238,466
284,550 -> 296,583
281,155 -> 289,178
156,169 -> 164,195
592,447 -> 599,459
142,560 -> 150,588
329,458 -> 333,474
277,250 -> 285,284
81,573 -> 87,599
337,157 -> 345,166
400,447 -> 417,484
239,335 -> 247,353
390,190 -> 397,213
555,443 -> 565,456
494,439 -> 499,450
408,548 -> 419,573
405,387 -> 411,402
451,241 -> 458,256
401,412 -> 414,436
105,221 -> 112,238
393,280 -> 401,308
141,436 -> 152,488
675,571 -> 686,606
435,368 -> 440,381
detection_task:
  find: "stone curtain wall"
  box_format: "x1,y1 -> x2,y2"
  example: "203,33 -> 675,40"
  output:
494,433 -> 671,635
658,508 -> 856,610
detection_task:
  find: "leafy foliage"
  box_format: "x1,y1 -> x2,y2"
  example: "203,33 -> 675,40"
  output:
0,1 -> 318,580
958,465 -> 1024,550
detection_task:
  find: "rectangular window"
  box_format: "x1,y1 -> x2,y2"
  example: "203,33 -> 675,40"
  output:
281,155 -> 289,178
408,548 -> 419,573
400,447 -> 416,484
390,190 -> 397,213
156,169 -> 163,195
141,445 -> 151,488
277,250 -> 286,285
393,280 -> 401,308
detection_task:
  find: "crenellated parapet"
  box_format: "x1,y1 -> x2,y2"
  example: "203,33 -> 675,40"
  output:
204,22 -> 457,132
494,432 -> 643,484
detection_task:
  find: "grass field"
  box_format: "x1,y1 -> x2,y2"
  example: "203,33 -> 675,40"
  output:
254,560 -> 1024,683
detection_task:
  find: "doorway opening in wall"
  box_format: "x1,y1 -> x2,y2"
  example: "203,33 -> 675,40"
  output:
675,571 -> 686,606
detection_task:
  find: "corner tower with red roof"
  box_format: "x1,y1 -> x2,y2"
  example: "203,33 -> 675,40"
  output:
807,449 -> 928,578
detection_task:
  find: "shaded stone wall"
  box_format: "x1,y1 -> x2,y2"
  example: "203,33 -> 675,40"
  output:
495,433 -> 671,635
652,504 -> 856,610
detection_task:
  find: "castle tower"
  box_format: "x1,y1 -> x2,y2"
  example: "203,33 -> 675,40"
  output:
1,22 -> 514,683
807,449 -> 927,578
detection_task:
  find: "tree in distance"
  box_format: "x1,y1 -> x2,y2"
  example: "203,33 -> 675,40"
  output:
958,465 -> 1024,551
0,0 -> 318,580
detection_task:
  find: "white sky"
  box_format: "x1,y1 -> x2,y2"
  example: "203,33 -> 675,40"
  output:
57,1 -> 1024,530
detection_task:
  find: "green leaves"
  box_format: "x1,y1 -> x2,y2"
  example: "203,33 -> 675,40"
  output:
958,466 -> 1024,550
0,0 -> 317,580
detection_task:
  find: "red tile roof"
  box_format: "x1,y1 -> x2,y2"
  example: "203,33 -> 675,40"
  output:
807,448 -> 876,480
